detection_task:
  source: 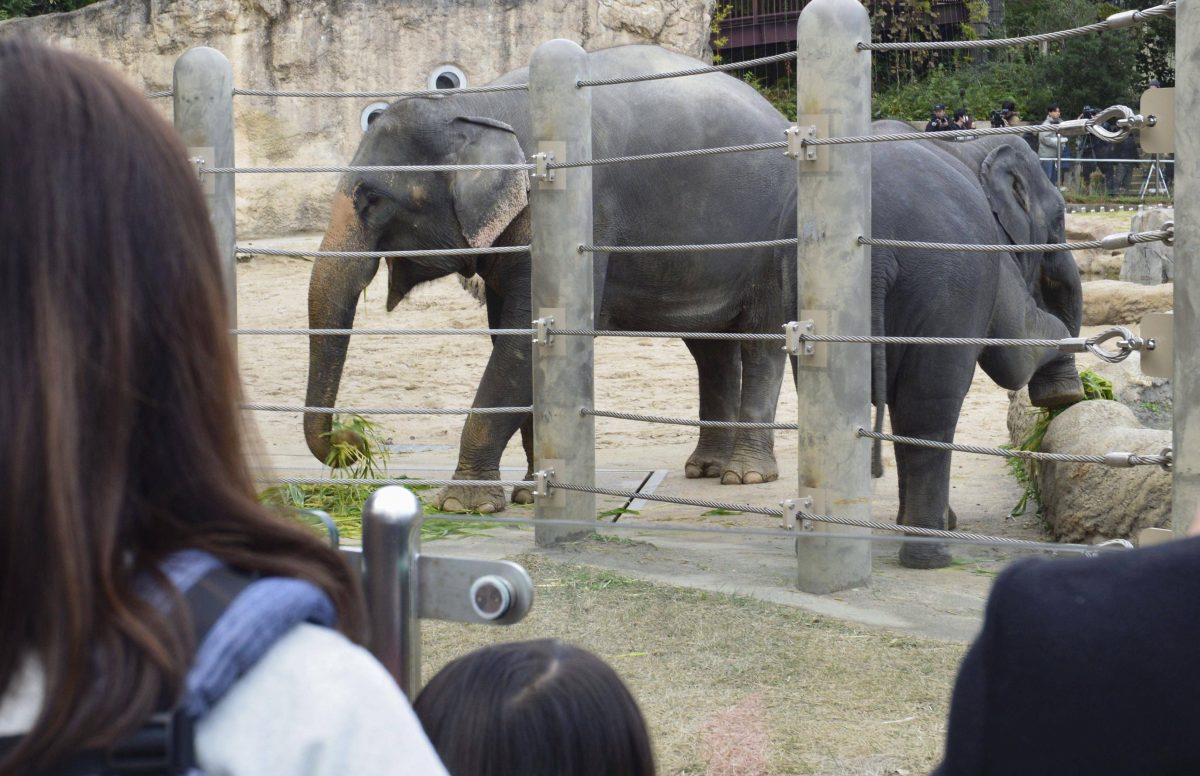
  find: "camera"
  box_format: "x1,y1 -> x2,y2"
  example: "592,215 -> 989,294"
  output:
989,109 -> 1006,128
1080,106 -> 1100,119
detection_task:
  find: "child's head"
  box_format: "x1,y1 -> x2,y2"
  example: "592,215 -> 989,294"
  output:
414,639 -> 655,776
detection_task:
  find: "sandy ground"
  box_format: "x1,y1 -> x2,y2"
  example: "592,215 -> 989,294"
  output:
234,226 -> 1124,644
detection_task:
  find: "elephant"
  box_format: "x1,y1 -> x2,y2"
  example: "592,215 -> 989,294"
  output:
781,123 -> 1083,568
305,45 -> 797,514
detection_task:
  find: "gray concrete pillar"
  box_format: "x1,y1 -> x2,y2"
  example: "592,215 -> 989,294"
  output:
173,48 -> 236,329
793,0 -> 873,592
1173,4 -> 1198,535
529,40 -> 595,545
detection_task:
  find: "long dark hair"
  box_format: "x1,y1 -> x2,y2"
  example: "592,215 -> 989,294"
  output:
0,37 -> 366,773
414,639 -> 656,776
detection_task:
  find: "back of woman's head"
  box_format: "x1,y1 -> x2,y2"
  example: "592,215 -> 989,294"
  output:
414,639 -> 656,776
0,36 -> 363,772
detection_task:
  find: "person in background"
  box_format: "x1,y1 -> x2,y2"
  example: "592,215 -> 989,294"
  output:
953,108 -> 974,131
0,36 -> 447,776
934,514 -> 1200,775
926,102 -> 953,132
414,639 -> 656,776
1039,102 -> 1070,184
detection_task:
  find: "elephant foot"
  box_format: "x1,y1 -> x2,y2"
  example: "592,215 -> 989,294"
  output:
899,541 -> 953,569
685,457 -> 725,479
433,483 -> 506,514
947,506 -> 958,531
719,453 -> 779,485
1028,362 -> 1085,408
511,484 -> 535,505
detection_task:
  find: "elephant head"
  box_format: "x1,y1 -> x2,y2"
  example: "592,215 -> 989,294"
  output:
978,141 -> 1084,408
304,99 -> 530,463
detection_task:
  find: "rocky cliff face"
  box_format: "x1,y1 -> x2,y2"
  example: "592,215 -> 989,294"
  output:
2,0 -> 714,235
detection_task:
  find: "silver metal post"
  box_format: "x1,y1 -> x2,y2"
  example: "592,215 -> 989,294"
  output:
529,40 -> 595,545
361,486 -> 423,699
1174,5 -> 1198,535
793,0 -> 873,592
173,48 -> 237,332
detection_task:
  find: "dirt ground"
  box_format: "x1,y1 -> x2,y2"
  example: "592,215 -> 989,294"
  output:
235,214 -> 1133,773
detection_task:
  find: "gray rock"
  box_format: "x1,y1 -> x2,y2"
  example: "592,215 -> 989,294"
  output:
1085,353 -> 1172,430
1121,206 -> 1174,285
1081,279 -> 1172,325
1036,400 -> 1170,543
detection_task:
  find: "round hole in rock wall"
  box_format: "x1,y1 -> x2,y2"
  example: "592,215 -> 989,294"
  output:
428,64 -> 467,91
360,101 -> 390,133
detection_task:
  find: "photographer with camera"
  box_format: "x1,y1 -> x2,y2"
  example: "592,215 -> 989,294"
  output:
925,103 -> 953,132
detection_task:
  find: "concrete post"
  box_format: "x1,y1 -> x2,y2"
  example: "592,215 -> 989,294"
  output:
1174,4 -> 1198,535
793,0 -> 873,592
361,486 -> 423,700
173,48 -> 237,330
529,40 -> 595,545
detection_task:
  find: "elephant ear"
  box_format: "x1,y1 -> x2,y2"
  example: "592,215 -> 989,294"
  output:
979,143 -> 1041,246
451,116 -> 529,249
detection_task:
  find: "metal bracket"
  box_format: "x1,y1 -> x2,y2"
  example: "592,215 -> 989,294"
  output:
418,557 -> 534,625
187,146 -> 215,194
534,464 -> 565,507
797,310 -> 828,368
1139,312 -> 1173,378
1139,87 -> 1175,153
531,140 -> 566,190
792,115 -> 830,172
783,320 -> 817,358
783,488 -> 829,530
534,307 -> 565,356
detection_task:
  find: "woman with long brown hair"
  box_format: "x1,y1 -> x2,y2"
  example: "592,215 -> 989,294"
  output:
0,37 -> 446,775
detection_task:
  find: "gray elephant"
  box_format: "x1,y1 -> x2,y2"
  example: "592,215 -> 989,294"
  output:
789,124 -> 1082,569
305,45 -> 796,513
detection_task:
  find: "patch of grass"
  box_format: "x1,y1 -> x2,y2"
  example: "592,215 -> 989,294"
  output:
701,508 -> 743,516
1140,401 -> 1163,414
1006,369 -> 1114,519
260,414 -> 490,542
588,533 -> 648,548
598,506 -> 640,520
423,555 -> 965,774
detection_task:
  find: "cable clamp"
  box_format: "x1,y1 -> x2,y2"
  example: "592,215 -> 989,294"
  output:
533,469 -> 555,499
533,316 -> 554,347
1102,452 -> 1138,468
785,124 -> 819,162
1159,446 -> 1173,472
530,150 -> 555,182
1161,221 -> 1174,247
781,497 -> 815,531
783,320 -> 815,357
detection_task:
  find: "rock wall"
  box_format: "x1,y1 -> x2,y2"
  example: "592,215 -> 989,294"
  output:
1,0 -> 715,236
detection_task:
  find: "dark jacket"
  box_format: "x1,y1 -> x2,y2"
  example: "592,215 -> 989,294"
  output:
935,536 -> 1200,775
925,116 -> 953,132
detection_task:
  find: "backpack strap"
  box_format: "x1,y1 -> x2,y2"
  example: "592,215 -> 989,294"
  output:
0,561 -> 263,775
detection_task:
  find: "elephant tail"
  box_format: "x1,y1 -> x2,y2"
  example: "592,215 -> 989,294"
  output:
871,251 -> 897,479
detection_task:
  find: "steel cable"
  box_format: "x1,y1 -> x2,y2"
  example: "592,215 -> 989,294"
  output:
583,408 -> 797,430
546,141 -> 788,172
858,429 -> 1171,467
860,228 -> 1173,254
231,83 -> 529,98
202,163 -> 533,175
235,245 -> 529,259
244,404 -> 532,415
233,327 -> 534,336
269,477 -> 529,488
576,50 -> 799,88
859,2 -> 1175,51
549,328 -> 785,340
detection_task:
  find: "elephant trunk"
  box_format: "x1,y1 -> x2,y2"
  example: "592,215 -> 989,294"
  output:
304,192 -> 381,464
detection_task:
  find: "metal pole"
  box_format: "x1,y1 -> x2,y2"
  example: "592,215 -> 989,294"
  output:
173,48 -> 237,332
361,485 -> 423,699
1174,4 -> 1198,535
529,40 -> 595,545
793,0 -> 873,592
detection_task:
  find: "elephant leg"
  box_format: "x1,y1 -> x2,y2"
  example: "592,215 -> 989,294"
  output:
682,339 -> 740,478
721,340 -> 785,485
433,336 -> 531,514
980,261 -> 1084,408
890,355 -> 972,569
511,415 -> 535,505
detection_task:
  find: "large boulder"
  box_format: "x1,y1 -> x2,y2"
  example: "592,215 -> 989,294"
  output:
1121,206 -> 1174,285
1034,400 -> 1170,542
1081,279 -> 1173,325
1085,353 -> 1172,430
1067,212 -> 1127,279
